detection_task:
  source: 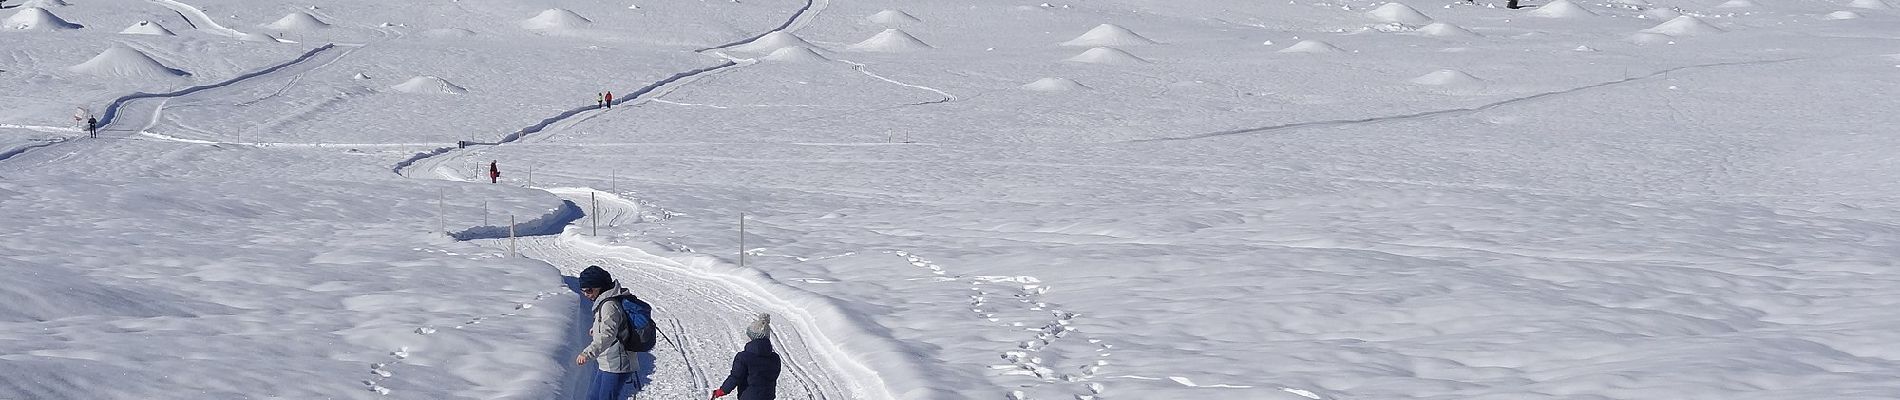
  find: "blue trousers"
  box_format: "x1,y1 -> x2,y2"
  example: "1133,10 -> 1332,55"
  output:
586,369 -> 636,400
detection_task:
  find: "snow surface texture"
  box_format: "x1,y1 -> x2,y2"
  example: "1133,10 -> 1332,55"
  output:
7,0 -> 1900,399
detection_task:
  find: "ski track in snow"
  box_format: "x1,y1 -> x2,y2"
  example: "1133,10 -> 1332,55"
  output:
1139,57 -> 1807,143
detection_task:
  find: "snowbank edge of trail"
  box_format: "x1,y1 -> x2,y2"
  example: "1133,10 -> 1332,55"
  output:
449,199 -> 584,240
563,229 -> 912,400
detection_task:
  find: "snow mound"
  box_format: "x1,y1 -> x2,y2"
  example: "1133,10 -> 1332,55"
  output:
1643,15 -> 1724,36
352,72 -> 371,80
847,29 -> 932,52
239,32 -> 278,42
1060,24 -> 1158,46
1020,77 -> 1088,92
419,28 -> 477,38
1574,45 -> 1599,52
20,0 -> 69,7
1279,40 -> 1346,53
390,76 -> 468,94
1715,0 -> 1757,8
521,9 -> 591,31
868,9 -> 923,25
1628,32 -> 1673,44
732,31 -> 815,53
4,7 -> 82,30
1064,47 -> 1148,64
1410,69 -> 1483,85
67,45 -> 190,78
1645,8 -> 1683,20
120,20 -> 175,36
1528,0 -> 1597,18
1367,3 -> 1433,24
1823,11 -> 1863,19
265,12 -> 330,30
762,46 -> 830,62
1851,0 -> 1893,9
1419,22 -> 1479,38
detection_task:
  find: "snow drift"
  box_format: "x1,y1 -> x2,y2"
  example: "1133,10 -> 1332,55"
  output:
390,75 -> 469,94
867,9 -> 923,25
66,45 -> 190,78
1020,77 -> 1088,92
732,31 -> 816,53
1060,24 -> 1158,46
847,29 -> 932,52
1410,69 -> 1484,86
120,20 -> 175,36
3,7 -> 82,30
1064,47 -> 1148,64
521,9 -> 591,31
1528,0 -> 1597,18
1279,40 -> 1346,53
762,47 -> 830,63
1367,3 -> 1432,25
1419,22 -> 1479,38
265,12 -> 331,30
1643,16 -> 1724,36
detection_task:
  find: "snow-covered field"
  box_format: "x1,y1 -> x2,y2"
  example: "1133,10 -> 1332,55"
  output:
5,0 -> 1900,399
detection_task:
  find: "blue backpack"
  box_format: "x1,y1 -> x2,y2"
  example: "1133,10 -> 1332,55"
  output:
614,295 -> 658,352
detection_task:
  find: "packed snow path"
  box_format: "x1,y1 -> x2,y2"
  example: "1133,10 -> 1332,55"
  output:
393,0 -> 894,398
511,188 -> 886,400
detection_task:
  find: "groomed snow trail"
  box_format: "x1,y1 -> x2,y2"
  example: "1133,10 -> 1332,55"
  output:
396,0 -> 896,398
511,188 -> 888,400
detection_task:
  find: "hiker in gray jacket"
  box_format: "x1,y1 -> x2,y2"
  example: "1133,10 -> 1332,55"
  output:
575,266 -> 637,400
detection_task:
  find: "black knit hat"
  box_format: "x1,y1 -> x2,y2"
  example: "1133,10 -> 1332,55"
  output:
579,265 -> 614,289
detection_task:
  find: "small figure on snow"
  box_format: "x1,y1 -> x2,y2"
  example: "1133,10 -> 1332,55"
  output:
87,117 -> 97,139
576,266 -> 653,400
605,91 -> 614,109
597,92 -> 605,109
489,161 -> 500,183
712,313 -> 781,400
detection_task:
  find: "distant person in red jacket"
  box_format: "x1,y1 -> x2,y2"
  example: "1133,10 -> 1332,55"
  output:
489,161 -> 500,183
605,91 -> 613,109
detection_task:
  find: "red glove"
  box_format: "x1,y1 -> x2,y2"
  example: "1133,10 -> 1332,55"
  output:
711,389 -> 728,399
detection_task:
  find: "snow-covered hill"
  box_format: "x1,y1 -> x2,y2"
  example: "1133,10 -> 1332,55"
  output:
4,0 -> 1900,399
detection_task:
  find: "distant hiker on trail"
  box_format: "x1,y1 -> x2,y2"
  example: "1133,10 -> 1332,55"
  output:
489,161 -> 500,183
605,91 -> 613,109
712,313 -> 781,400
597,92 -> 605,109
576,266 -> 656,400
87,117 -> 97,139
